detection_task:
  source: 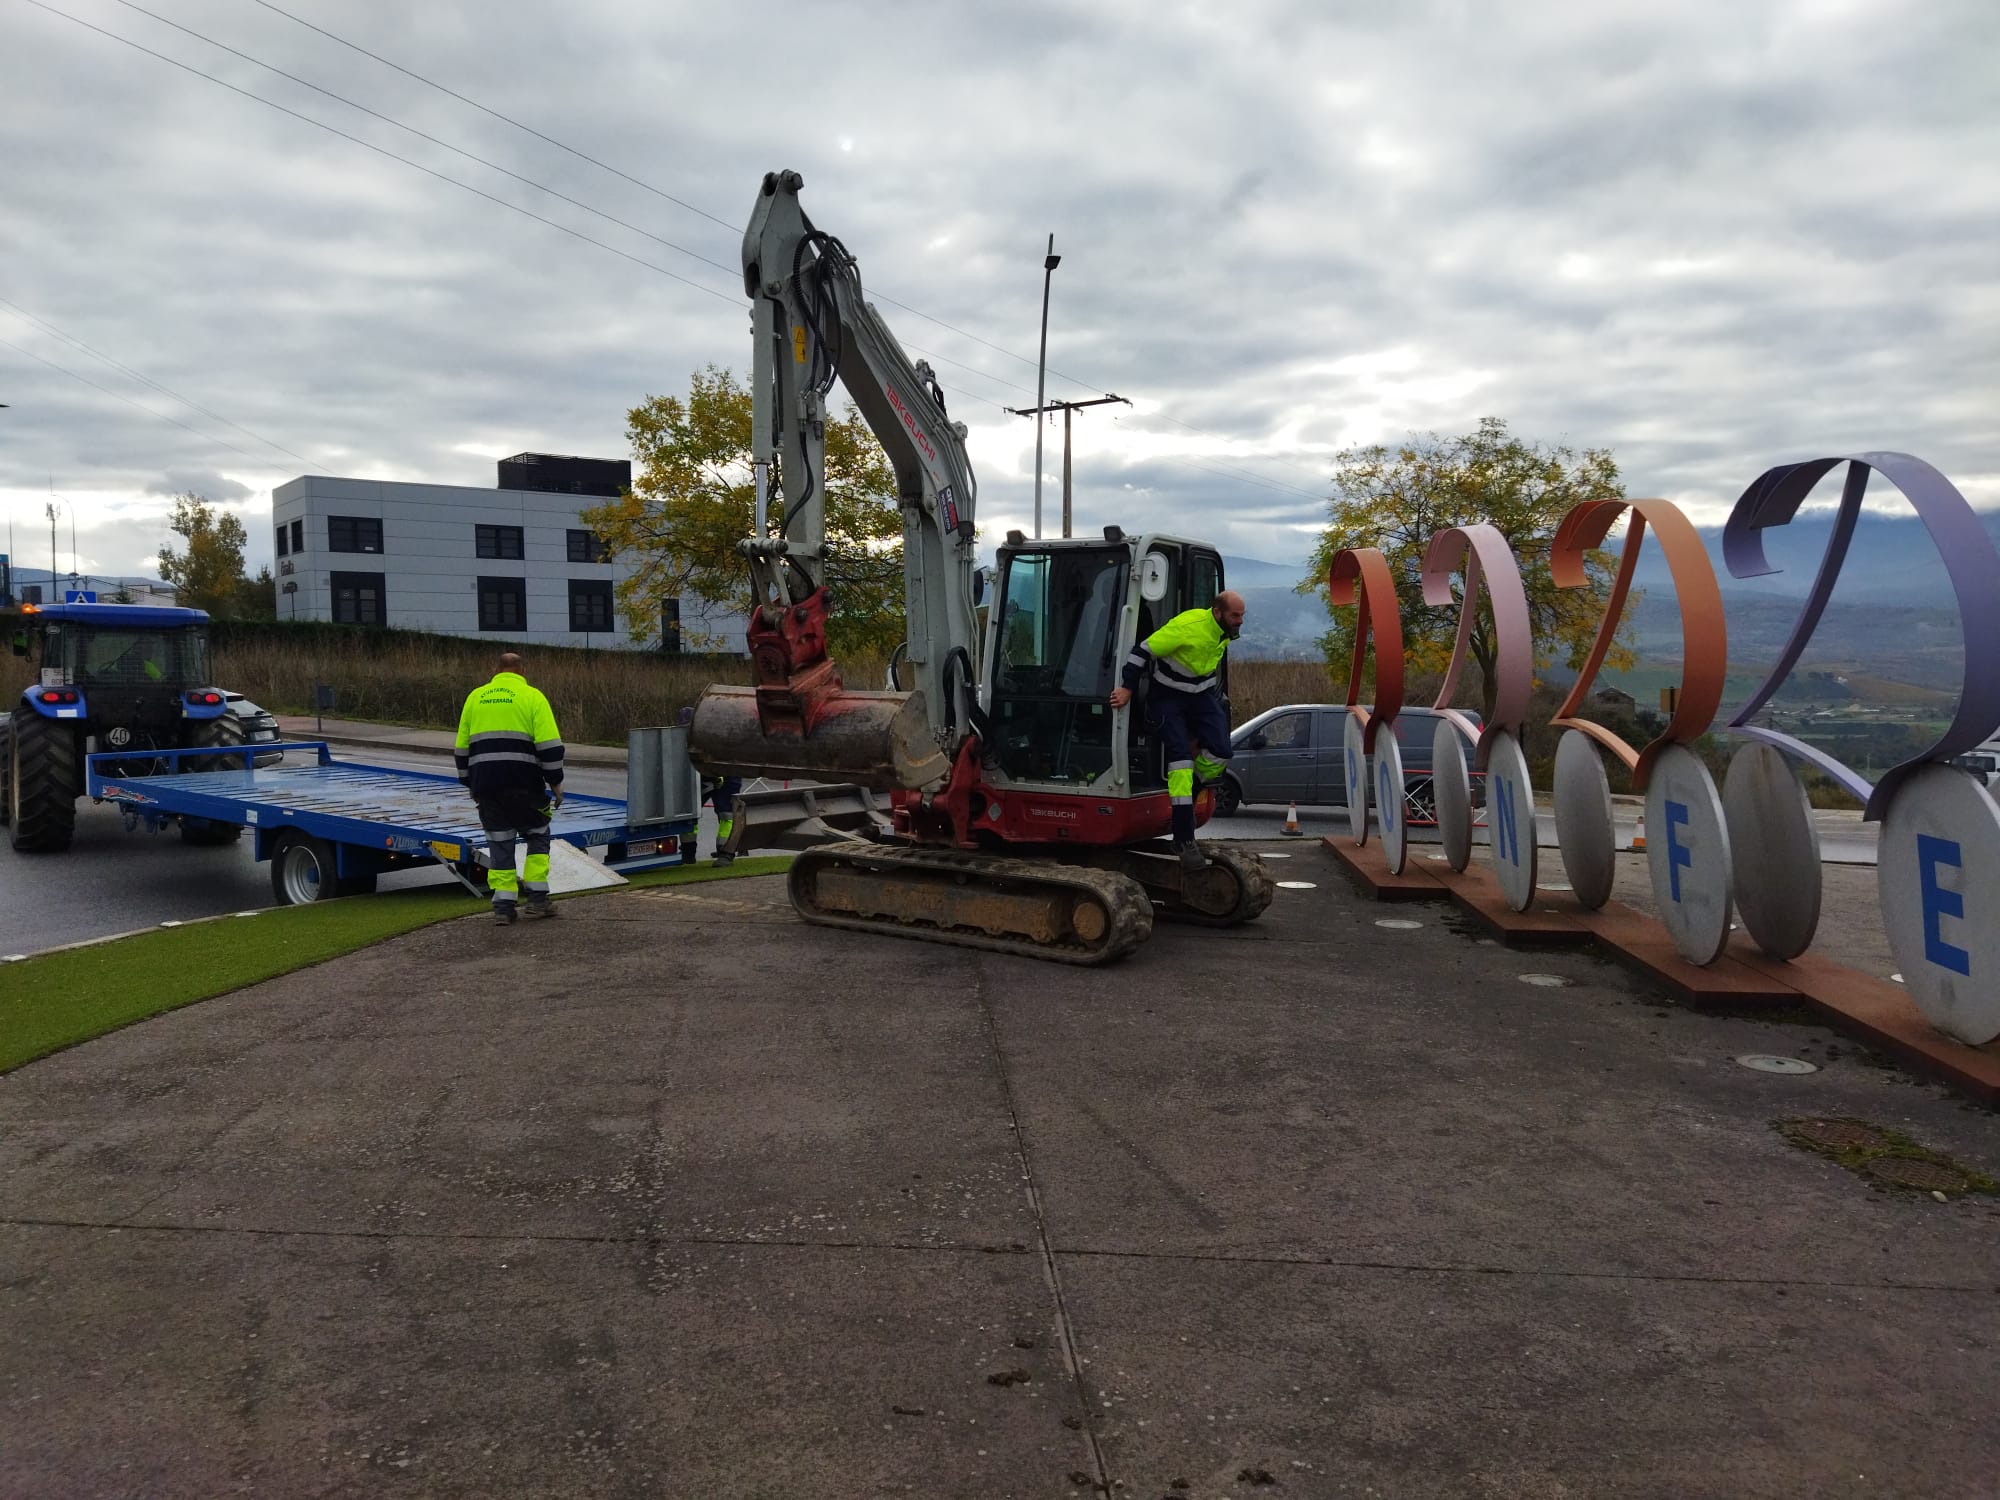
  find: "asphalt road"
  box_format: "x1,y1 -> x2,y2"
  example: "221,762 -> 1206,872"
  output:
0,748 -> 725,959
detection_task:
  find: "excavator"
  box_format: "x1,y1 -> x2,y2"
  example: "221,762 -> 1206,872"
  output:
687,170 -> 1272,963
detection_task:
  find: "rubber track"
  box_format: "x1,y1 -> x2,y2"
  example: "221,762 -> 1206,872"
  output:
788,840 -> 1154,965
1152,845 -> 1278,927
9,709 -> 80,853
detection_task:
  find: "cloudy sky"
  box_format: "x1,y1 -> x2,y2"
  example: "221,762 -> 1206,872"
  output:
2,0 -> 1995,590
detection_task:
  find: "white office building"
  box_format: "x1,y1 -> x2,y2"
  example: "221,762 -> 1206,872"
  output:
270,453 -> 742,651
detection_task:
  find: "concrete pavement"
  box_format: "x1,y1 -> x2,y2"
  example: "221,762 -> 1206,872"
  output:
3,852 -> 1996,1496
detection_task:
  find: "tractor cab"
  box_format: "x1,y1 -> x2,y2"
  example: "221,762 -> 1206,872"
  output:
982,530 -> 1224,796
4,603 -> 241,853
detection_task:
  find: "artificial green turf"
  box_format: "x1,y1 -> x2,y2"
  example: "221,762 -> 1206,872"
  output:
0,854 -> 793,1073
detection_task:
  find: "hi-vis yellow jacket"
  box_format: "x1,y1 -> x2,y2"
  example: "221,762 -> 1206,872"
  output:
1119,607 -> 1228,695
454,672 -> 565,798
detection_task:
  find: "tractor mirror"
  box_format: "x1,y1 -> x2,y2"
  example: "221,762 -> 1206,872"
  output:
1138,554 -> 1169,603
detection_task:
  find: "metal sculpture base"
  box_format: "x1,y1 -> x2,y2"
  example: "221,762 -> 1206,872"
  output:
1643,743 -> 1734,966
1342,713 -> 1369,846
1432,720 -> 1472,872
1722,741 -> 1821,961
1877,763 -> 2000,1045
1552,730 -> 1615,910
1483,729 -> 1537,912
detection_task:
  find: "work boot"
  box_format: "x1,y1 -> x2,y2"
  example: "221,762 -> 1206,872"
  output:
492,901 -> 518,926
521,898 -> 559,920
713,849 -> 735,867
1174,840 -> 1209,873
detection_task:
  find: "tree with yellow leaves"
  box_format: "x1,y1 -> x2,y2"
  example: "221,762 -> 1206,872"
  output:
582,367 -> 904,657
1302,417 -> 1633,720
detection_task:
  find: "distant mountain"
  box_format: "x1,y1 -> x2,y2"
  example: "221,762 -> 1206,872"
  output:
1625,508 -> 2000,606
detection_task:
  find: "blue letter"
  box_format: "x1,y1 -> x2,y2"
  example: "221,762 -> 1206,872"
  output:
1378,759 -> 1396,831
1917,834 -> 1971,976
1664,799 -> 1692,902
1492,776 -> 1518,864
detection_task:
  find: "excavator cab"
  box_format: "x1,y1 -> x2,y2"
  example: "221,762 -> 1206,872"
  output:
982,532 -> 1224,800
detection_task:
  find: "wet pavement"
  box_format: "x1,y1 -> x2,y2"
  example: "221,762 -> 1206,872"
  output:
3,848 -> 1996,1496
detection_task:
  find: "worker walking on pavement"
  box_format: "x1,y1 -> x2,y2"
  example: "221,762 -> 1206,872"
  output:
1109,590 -> 1246,871
455,651 -> 566,923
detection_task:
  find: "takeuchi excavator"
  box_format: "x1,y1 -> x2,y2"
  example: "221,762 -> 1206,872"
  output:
688,170 -> 1272,963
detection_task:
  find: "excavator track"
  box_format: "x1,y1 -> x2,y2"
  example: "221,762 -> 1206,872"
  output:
1084,843 -> 1277,927
788,840 -> 1154,965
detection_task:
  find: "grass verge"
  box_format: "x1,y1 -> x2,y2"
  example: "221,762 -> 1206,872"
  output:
0,855 -> 793,1074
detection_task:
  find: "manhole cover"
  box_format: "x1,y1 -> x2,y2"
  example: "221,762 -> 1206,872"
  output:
1276,880 -> 1318,890
1375,918 -> 1423,930
1889,973 -> 1904,984
1866,1157 -> 1972,1192
1261,852 -> 1291,859
1426,853 -> 1450,863
1539,880 -> 1574,892
1787,1119 -> 1892,1152
1517,973 -> 1573,988
1735,1054 -> 1819,1075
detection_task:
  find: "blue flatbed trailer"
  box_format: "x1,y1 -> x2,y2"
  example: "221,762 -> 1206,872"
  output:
85,740 -> 696,903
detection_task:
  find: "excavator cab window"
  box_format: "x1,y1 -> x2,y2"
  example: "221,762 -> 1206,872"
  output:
990,547 -> 1127,785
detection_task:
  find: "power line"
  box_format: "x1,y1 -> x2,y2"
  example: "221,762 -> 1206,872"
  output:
0,335 -> 294,477
0,298 -> 313,467
32,1 -> 1042,405
242,0 -> 1335,492
20,0 -> 744,308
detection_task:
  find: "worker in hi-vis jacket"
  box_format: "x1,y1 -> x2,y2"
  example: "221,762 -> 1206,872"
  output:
455,652 -> 565,923
1109,591 -> 1246,871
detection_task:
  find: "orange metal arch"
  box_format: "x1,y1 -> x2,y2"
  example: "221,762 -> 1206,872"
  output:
1328,546 -> 1405,753
1548,498 -> 1727,789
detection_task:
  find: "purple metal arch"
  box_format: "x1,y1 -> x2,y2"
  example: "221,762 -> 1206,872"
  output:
1723,452 -> 2000,820
1419,524 -> 1532,770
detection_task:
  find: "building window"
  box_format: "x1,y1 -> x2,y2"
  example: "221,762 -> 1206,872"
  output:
290,519 -> 304,553
566,529 -> 610,564
328,516 -> 383,554
478,576 -> 527,632
330,571 -> 385,626
568,579 -> 614,633
275,525 -> 289,558
476,524 -> 525,560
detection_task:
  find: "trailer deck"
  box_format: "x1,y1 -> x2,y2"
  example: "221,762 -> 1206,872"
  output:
86,741 -> 696,901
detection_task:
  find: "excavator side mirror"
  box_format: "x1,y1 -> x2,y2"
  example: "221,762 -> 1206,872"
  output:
972,567 -> 991,608
1139,554 -> 1170,603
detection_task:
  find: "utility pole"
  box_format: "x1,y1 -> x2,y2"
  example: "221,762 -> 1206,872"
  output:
1031,235 -> 1060,538
1006,393 -> 1129,538
46,499 -> 58,602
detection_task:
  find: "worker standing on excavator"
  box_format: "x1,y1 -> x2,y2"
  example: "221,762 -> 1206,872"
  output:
1110,590 -> 1247,870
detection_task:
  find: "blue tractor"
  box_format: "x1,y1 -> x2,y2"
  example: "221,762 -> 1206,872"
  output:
2,603 -> 248,853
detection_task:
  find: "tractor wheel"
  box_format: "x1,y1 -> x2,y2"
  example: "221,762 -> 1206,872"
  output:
0,715 -> 12,827
180,715 -> 249,846
8,708 -> 80,853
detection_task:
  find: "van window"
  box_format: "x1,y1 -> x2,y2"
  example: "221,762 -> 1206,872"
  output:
1258,713 -> 1311,749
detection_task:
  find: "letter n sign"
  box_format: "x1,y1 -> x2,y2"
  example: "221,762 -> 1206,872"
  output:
1492,776 -> 1518,864
1917,834 -> 1971,976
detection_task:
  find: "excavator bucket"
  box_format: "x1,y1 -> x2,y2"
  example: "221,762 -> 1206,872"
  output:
720,783 -> 895,855
688,684 -> 950,789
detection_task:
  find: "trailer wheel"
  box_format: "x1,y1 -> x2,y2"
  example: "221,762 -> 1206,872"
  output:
180,716 -> 249,846
8,708 -> 79,853
270,831 -> 340,904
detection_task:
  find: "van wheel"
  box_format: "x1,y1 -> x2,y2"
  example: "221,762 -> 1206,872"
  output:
1210,775 -> 1242,818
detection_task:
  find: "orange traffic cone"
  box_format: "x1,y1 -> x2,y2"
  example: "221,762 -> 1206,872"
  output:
1630,815 -> 1646,851
1281,802 -> 1303,837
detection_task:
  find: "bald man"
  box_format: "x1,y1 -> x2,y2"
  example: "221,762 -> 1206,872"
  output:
1109,590 -> 1246,870
455,651 -> 567,922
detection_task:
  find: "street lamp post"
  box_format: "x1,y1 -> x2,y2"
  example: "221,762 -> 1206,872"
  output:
1031,234 -> 1060,539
